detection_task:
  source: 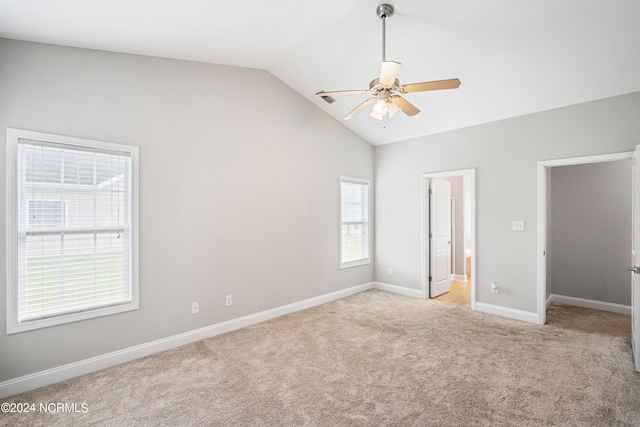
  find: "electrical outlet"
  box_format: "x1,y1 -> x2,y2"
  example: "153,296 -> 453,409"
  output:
191,301 -> 199,314
512,221 -> 525,231
491,282 -> 500,294
387,267 -> 393,276
225,295 -> 232,307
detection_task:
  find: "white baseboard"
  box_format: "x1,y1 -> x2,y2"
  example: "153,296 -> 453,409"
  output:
548,294 -> 631,315
546,294 -> 553,309
373,281 -> 424,299
0,282 -> 375,399
475,302 -> 538,324
454,274 -> 468,283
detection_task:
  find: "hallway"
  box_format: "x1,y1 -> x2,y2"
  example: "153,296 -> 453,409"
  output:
434,280 -> 470,306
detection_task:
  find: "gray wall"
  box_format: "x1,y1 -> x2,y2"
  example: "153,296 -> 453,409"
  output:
374,91 -> 640,313
0,39 -> 374,382
549,160 -> 631,305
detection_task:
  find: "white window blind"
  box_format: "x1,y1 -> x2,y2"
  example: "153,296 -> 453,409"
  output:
6,129 -> 138,333
28,199 -> 66,228
340,177 -> 370,268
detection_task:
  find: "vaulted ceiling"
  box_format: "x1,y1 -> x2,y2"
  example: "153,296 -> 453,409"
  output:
1,0 -> 639,145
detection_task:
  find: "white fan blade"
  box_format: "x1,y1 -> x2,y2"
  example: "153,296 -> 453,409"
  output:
379,61 -> 401,86
344,97 -> 377,120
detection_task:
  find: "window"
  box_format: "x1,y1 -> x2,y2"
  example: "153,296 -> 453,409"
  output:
6,129 -> 139,333
28,200 -> 66,228
340,176 -> 370,268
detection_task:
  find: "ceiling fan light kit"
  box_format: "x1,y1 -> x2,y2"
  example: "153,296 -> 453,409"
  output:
316,4 -> 461,122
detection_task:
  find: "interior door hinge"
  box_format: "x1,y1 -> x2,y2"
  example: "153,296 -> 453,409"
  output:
428,276 -> 432,282
429,232 -> 433,238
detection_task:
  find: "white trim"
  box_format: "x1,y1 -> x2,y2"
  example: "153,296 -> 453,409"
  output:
475,302 -> 538,324
421,169 -> 476,309
454,274 -> 468,283
548,294 -> 631,315
5,130 -> 18,335
373,281 -> 423,299
339,258 -> 371,269
537,151 -> 633,325
546,293 -> 553,309
0,282 -> 375,399
451,196 -> 456,279
421,175 -> 428,298
538,152 -> 633,168
537,161 -> 547,324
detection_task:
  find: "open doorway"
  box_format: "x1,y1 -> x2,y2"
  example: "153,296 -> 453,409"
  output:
422,169 -> 475,309
537,152 -> 633,325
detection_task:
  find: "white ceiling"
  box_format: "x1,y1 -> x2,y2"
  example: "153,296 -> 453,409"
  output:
1,0 -> 639,145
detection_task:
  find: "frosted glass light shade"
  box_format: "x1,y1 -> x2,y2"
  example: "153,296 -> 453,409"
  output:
380,61 -> 401,86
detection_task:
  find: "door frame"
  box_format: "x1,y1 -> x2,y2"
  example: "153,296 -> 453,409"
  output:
451,197 -> 456,280
536,151 -> 633,325
421,169 -> 476,309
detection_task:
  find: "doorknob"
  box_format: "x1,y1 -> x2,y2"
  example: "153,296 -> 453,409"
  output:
628,266 -> 640,274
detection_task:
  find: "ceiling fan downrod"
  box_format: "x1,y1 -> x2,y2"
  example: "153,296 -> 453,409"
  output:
377,4 -> 394,62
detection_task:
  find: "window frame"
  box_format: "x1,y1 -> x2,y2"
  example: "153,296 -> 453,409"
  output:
339,176 -> 371,269
6,128 -> 139,334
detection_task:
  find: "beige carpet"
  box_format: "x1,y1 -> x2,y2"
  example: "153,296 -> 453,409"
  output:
2,290 -> 639,426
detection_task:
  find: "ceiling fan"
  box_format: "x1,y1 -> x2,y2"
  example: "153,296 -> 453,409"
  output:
316,4 -> 461,121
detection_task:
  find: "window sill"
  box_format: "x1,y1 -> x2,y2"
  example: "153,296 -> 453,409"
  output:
7,300 -> 139,335
340,259 -> 371,270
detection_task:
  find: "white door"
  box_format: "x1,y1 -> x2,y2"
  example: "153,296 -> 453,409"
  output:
430,179 -> 452,298
632,145 -> 640,372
